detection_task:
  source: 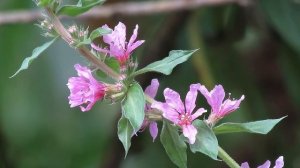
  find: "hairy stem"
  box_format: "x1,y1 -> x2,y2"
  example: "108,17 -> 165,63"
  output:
44,7 -> 121,81
218,146 -> 240,168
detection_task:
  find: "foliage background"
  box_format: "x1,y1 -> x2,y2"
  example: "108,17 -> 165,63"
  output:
0,0 -> 299,167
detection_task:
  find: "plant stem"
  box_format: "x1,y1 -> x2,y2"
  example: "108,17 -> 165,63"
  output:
218,146 -> 240,168
44,7 -> 121,81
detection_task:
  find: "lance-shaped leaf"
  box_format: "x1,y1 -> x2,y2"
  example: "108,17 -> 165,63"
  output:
121,83 -> 145,132
57,0 -> 105,16
10,37 -> 58,78
213,116 -> 286,135
131,49 -> 198,77
160,121 -> 187,168
118,116 -> 134,157
190,120 -> 218,160
89,27 -> 112,41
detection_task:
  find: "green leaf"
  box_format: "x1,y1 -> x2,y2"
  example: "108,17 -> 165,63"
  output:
75,38 -> 92,47
213,117 -> 286,135
57,0 -> 105,16
131,49 -> 198,77
260,0 -> 300,55
10,37 -> 58,78
37,0 -> 52,7
121,83 -> 145,132
117,116 -> 134,157
160,121 -> 187,168
89,27 -> 112,41
190,120 -> 218,160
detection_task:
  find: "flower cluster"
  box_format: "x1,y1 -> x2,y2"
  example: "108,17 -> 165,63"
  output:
151,83 -> 244,144
91,22 -> 144,66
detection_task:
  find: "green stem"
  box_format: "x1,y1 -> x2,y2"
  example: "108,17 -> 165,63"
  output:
218,146 -> 240,168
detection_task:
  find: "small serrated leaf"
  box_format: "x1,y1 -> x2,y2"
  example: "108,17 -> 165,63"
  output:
117,116 -> 134,157
213,116 -> 286,135
121,83 -> 145,132
57,0 -> 105,16
160,121 -> 187,168
10,37 -> 58,78
131,49 -> 198,77
190,120 -> 218,160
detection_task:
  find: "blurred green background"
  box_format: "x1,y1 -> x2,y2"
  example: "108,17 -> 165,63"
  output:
1,0 -> 300,167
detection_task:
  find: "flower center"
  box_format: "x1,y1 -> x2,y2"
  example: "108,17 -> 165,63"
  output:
178,113 -> 192,126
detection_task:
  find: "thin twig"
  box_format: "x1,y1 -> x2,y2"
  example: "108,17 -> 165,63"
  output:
0,0 -> 250,25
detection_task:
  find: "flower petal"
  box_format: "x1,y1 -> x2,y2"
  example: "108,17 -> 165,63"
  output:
185,83 -> 201,114
182,124 -> 197,144
91,43 -> 110,54
274,156 -> 284,168
151,101 -> 179,124
220,95 -> 245,117
210,85 -> 225,114
258,160 -> 271,168
164,88 -> 185,114
149,122 -> 158,141
240,162 -> 250,168
191,108 -> 207,120
145,79 -> 159,98
74,64 -> 92,79
127,25 -> 138,49
114,22 -> 126,49
127,40 -> 145,54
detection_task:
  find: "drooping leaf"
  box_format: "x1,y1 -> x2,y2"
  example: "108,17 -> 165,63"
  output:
160,121 -> 187,168
190,120 -> 218,160
117,116 -> 134,157
10,37 -> 58,78
131,49 -> 198,77
57,0 -> 105,16
213,116 -> 286,135
121,82 -> 145,132
89,27 -> 112,41
260,0 -> 300,55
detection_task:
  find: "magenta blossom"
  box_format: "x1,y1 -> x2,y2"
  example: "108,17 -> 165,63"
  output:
241,156 -> 284,168
91,22 -> 145,65
67,64 -> 105,112
151,84 -> 207,144
141,79 -> 160,141
199,85 -> 244,124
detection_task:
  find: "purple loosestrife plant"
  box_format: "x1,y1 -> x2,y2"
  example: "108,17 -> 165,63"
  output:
67,64 -> 106,112
11,1 -> 287,167
141,78 -> 160,141
199,84 -> 245,125
91,22 -> 145,66
152,84 -> 207,144
241,156 -> 284,168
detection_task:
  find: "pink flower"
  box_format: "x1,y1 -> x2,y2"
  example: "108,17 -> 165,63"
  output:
67,64 -> 105,112
241,156 -> 284,168
141,79 -> 160,141
199,85 -> 244,124
91,22 -> 145,65
151,84 -> 207,144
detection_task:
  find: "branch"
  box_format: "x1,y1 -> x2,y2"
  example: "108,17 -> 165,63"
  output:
0,0 -> 250,25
